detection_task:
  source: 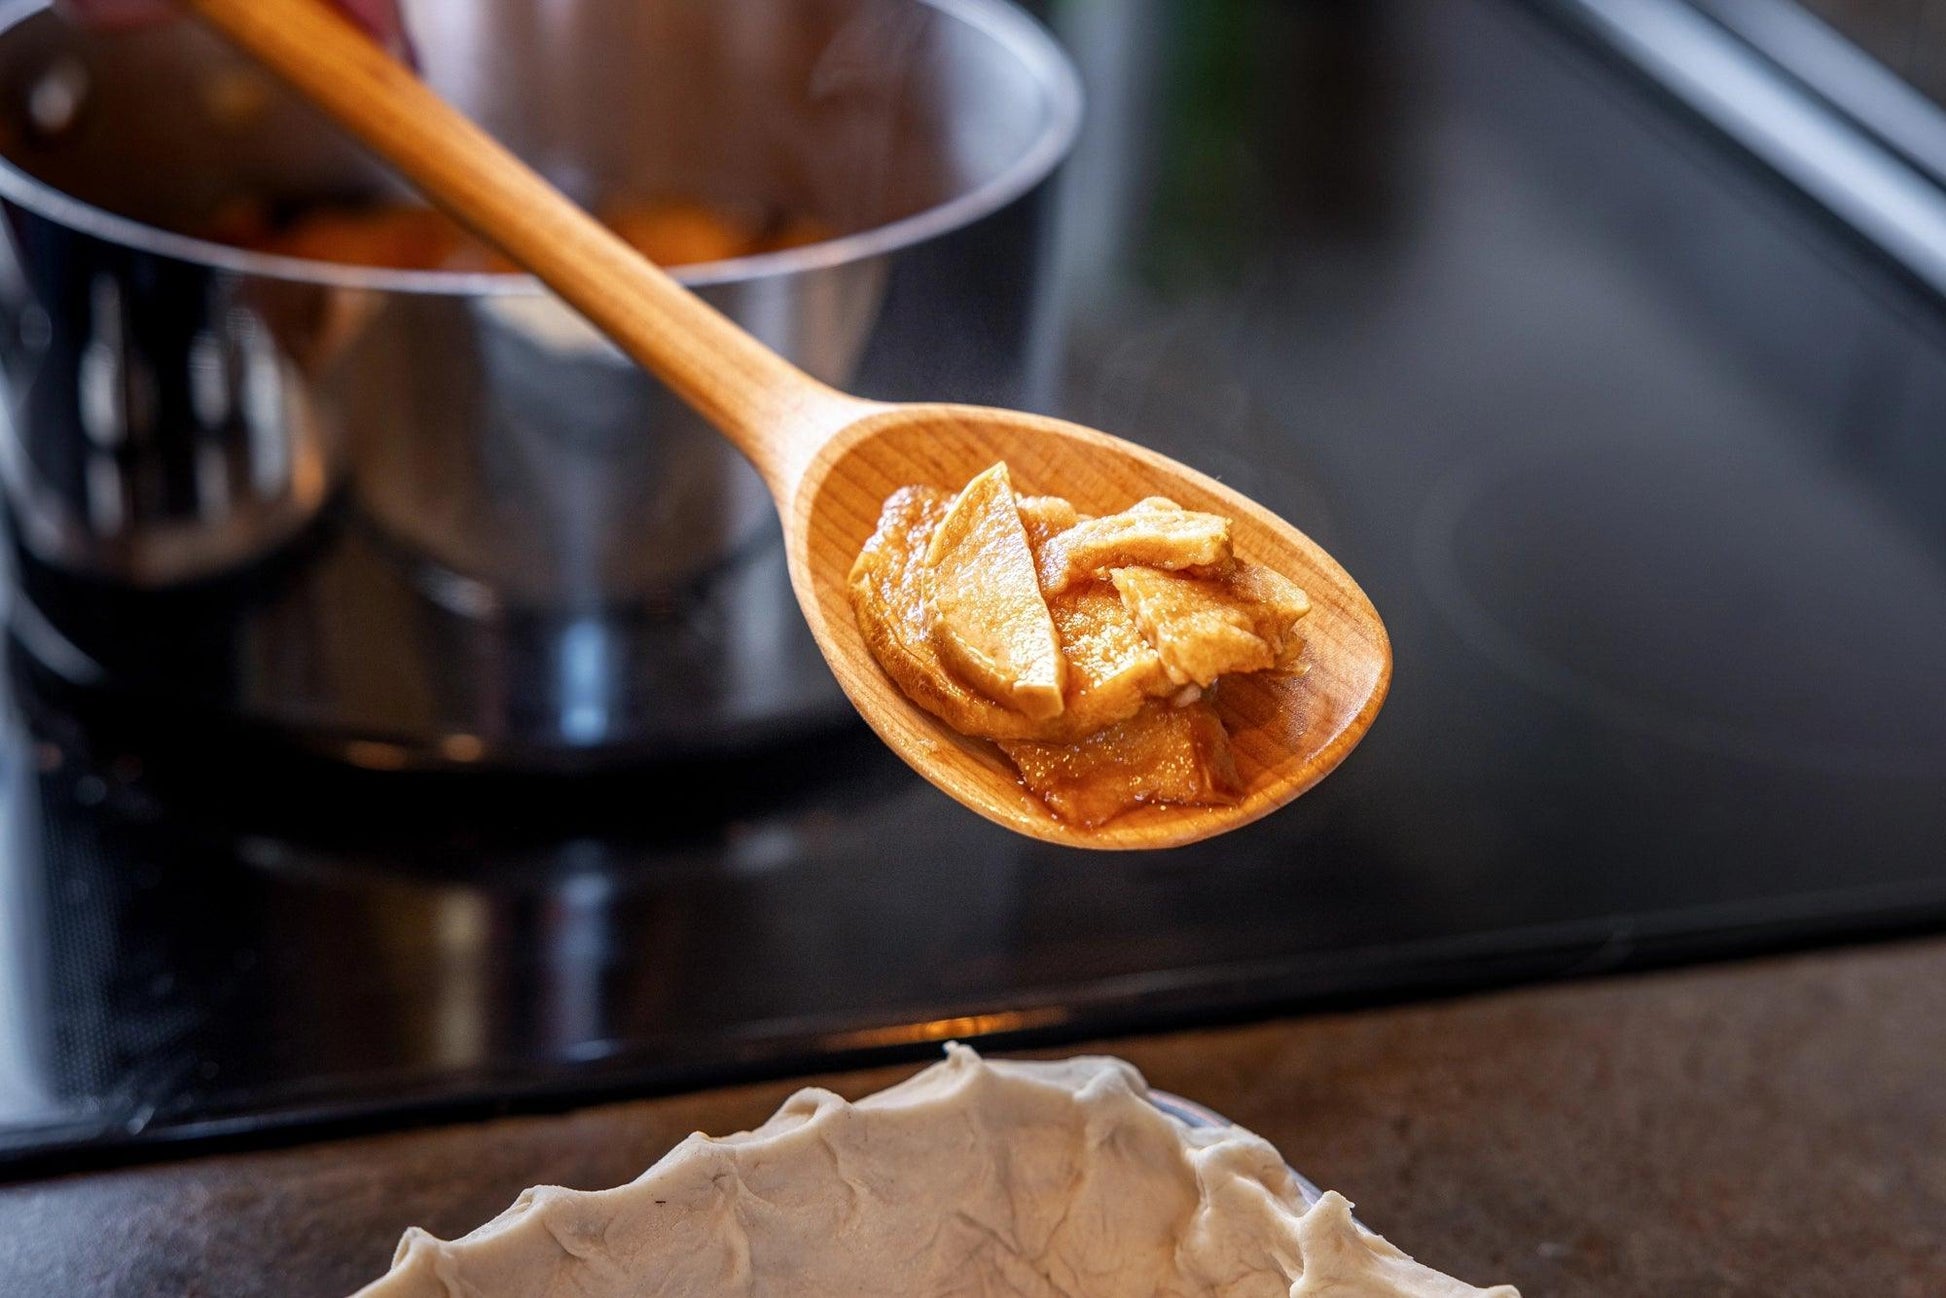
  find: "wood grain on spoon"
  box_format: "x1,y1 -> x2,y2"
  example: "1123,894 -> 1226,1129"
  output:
186,0 -> 1391,849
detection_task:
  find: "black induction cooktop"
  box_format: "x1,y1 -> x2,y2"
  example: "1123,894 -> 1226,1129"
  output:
4,0 -> 1946,1173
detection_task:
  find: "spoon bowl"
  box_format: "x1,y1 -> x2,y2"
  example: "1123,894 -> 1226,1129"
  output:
187,0 -> 1390,849
784,399 -> 1391,849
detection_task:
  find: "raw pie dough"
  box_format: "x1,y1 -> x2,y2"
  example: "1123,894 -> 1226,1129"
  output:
351,1046 -> 1517,1297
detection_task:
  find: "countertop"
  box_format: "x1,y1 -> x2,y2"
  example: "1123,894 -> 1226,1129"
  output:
2,937 -> 1942,1296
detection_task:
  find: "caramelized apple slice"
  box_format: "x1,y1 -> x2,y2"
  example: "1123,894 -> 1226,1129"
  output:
1037,497 -> 1233,594
1109,562 -> 1311,687
599,199 -> 759,266
1044,580 -> 1177,730
852,489 -> 1167,742
1000,697 -> 1242,827
1226,562 -> 1312,671
1023,493 -> 1176,733
923,463 -> 1066,722
1016,494 -> 1081,548
850,486 -> 1032,740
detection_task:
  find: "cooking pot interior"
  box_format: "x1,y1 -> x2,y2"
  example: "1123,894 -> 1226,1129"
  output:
0,0 -> 1055,263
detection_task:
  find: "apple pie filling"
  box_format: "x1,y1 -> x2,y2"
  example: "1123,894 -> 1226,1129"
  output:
848,463 -> 1310,826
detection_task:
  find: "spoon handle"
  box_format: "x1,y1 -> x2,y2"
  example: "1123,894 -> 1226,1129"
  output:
185,0 -> 866,492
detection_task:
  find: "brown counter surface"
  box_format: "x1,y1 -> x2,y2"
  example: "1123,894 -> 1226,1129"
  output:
2,937 -> 1943,1296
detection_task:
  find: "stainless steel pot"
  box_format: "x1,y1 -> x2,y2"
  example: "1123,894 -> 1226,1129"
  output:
0,0 -> 1081,764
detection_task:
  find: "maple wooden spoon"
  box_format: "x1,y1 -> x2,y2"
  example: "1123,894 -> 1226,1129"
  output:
186,0 -> 1390,850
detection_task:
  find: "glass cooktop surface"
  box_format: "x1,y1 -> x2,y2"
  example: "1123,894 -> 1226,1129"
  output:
4,0 -> 1946,1171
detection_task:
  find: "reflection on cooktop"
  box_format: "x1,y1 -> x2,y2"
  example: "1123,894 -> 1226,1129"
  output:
4,0 -> 1946,1169
1419,440 -> 1946,775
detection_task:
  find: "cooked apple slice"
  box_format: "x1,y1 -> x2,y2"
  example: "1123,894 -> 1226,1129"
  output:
1109,562 -> 1311,688
851,485 -> 1165,741
1016,494 -> 1082,548
1037,497 -> 1233,594
1000,696 -> 1242,827
847,487 -> 1079,740
850,486 -> 1017,738
1045,580 -> 1177,730
924,463 -> 1066,721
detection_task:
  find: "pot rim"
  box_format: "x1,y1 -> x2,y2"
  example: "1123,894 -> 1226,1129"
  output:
0,0 -> 1083,296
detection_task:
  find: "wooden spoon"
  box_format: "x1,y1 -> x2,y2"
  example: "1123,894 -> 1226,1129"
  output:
186,0 -> 1391,850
